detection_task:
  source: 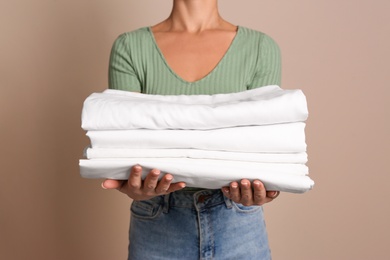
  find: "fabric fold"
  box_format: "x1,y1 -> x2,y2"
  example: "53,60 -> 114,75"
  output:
81,85 -> 308,130
86,123 -> 306,153
79,158 -> 313,193
84,148 -> 308,164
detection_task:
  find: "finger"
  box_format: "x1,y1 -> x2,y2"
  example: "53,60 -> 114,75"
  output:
128,165 -> 143,190
155,174 -> 174,194
240,179 -> 253,206
253,180 -> 275,205
166,182 -> 186,193
221,186 -> 231,198
229,181 -> 240,202
253,180 -> 267,205
143,169 -> 161,191
102,179 -> 124,190
266,190 -> 280,199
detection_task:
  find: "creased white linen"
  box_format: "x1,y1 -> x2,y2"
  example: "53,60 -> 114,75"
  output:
79,158 -> 314,193
86,123 -> 306,152
85,148 -> 308,164
79,85 -> 314,193
81,85 -> 308,130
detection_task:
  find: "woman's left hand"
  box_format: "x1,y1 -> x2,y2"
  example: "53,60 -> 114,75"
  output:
221,179 -> 280,206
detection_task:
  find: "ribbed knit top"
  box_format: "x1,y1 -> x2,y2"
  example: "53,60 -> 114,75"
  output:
108,26 -> 281,95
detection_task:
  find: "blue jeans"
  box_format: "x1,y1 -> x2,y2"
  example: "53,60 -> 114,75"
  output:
128,189 -> 271,260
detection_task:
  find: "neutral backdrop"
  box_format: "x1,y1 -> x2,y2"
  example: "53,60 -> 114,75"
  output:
1,0 -> 389,259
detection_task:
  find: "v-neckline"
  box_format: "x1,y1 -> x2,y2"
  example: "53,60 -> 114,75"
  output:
147,26 -> 241,84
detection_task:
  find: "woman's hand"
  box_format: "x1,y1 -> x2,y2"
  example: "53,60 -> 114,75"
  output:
222,179 -> 280,206
101,165 -> 186,201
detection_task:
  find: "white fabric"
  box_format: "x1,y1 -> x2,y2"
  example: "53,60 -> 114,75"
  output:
85,148 -> 308,164
79,85 -> 314,193
79,158 -> 314,193
81,85 -> 308,130
86,123 -> 306,153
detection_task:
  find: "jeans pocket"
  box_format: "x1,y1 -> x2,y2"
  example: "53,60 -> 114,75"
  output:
232,202 -> 263,214
131,197 -> 163,220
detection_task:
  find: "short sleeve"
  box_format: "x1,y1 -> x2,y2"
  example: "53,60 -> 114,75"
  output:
108,33 -> 142,92
247,34 -> 282,89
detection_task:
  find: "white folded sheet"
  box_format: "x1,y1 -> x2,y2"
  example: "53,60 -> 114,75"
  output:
79,158 -> 314,193
86,123 -> 306,153
84,148 -> 308,164
81,85 -> 308,130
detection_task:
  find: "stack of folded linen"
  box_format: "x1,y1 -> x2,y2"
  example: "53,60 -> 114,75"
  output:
79,85 -> 314,193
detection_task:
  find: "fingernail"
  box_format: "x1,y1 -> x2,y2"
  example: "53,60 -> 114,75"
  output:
101,182 -> 107,190
241,180 -> 249,186
223,187 -> 230,193
151,169 -> 160,175
231,183 -> 238,188
253,180 -> 260,185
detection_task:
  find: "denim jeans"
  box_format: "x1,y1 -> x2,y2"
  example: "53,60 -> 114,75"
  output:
128,189 -> 271,260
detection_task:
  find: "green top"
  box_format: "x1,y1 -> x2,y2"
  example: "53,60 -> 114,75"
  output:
108,26 -> 281,189
108,26 -> 281,95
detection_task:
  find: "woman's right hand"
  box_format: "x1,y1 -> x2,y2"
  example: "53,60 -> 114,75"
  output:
101,165 -> 186,201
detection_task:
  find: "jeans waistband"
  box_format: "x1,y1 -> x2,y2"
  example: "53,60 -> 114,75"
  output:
162,189 -> 232,213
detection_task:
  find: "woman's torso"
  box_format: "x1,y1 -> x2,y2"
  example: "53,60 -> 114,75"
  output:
108,26 -> 281,95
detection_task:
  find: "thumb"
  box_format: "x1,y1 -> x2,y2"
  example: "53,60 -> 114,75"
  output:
101,179 -> 125,190
266,190 -> 280,199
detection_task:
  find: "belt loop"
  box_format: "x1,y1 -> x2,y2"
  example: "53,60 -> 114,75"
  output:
223,193 -> 233,209
163,194 -> 170,214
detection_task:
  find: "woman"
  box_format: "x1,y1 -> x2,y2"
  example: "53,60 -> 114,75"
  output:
102,0 -> 281,259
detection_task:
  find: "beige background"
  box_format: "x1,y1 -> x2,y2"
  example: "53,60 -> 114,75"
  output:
1,0 -> 389,259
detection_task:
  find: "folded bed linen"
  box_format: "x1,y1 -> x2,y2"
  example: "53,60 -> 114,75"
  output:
86,123 -> 306,153
81,85 -> 308,130
85,148 -> 308,164
79,158 -> 314,193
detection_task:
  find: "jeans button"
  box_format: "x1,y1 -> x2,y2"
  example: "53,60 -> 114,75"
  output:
198,195 -> 211,203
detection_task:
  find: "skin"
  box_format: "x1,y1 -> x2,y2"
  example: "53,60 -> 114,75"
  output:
102,0 -> 280,206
